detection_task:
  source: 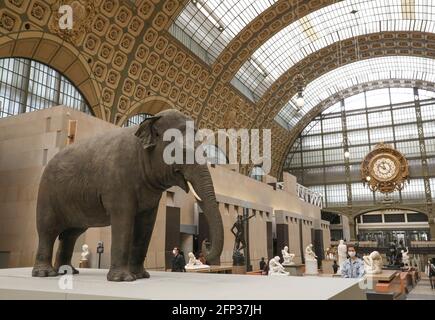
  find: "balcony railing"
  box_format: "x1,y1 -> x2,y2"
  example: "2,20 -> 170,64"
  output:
296,183 -> 323,208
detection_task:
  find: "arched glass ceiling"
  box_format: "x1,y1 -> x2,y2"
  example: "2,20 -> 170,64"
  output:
170,0 -> 276,63
276,56 -> 435,130
236,0 -> 435,98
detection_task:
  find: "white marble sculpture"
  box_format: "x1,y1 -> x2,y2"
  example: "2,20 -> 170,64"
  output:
268,256 -> 289,276
337,239 -> 347,275
185,252 -> 210,270
80,244 -> 89,261
325,247 -> 334,260
402,247 -> 410,269
305,244 -> 318,261
281,246 -> 295,266
304,244 -> 318,275
363,251 -> 383,274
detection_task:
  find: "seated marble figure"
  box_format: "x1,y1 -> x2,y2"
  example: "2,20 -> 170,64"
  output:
363,251 -> 383,274
305,244 -> 318,262
185,252 -> 210,270
281,246 -> 295,265
268,256 -> 289,276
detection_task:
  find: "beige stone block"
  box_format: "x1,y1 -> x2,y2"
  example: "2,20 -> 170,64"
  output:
0,167 -> 43,188
50,46 -> 76,73
0,186 -> 18,202
0,41 -> 14,58
0,149 -> 45,171
66,59 -> 91,87
0,118 -> 48,140
0,132 -> 57,153
282,172 -> 297,195
33,38 -> 60,62
12,38 -> 40,58
78,80 -> 100,107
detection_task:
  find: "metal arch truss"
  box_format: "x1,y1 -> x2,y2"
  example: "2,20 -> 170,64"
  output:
413,87 -> 433,216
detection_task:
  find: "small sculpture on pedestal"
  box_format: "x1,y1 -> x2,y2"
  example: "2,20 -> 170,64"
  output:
325,247 -> 335,260
363,251 -> 383,274
305,244 -> 318,261
268,256 -> 289,276
185,252 -> 210,270
337,240 -> 347,275
79,244 -> 90,268
304,244 -> 318,275
401,247 -> 410,269
281,246 -> 295,266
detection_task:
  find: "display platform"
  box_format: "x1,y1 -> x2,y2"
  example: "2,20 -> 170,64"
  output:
184,265 -> 233,274
366,270 -> 398,282
0,268 -> 366,300
284,264 -> 304,276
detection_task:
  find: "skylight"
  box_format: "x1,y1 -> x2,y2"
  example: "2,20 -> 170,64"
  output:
276,56 -> 435,130
236,0 -> 435,98
170,0 -> 277,63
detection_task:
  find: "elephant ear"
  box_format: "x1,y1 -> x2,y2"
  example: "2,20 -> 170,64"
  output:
134,116 -> 161,150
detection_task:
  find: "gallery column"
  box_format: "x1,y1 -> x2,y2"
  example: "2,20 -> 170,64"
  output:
348,219 -> 356,241
429,219 -> 435,241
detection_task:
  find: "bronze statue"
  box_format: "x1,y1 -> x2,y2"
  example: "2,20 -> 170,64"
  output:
231,212 -> 255,266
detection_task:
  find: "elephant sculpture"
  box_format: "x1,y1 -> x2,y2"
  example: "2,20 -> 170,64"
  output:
32,109 -> 224,281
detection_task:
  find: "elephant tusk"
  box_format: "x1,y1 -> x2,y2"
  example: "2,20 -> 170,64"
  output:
187,181 -> 202,202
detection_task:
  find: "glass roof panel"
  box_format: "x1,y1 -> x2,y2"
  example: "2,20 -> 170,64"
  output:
236,0 -> 435,98
171,0 -> 277,63
276,56 -> 435,130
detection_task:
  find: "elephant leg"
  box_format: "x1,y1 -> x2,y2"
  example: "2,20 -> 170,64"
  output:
129,207 -> 158,279
54,227 -> 87,274
32,231 -> 59,277
107,208 -> 136,282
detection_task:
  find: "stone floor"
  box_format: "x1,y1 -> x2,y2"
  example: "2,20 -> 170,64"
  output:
407,277 -> 435,300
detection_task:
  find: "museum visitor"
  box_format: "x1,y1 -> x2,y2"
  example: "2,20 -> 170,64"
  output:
341,245 -> 365,279
171,247 -> 186,272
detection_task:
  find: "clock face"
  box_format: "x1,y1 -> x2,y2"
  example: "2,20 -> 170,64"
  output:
361,143 -> 409,194
371,157 -> 398,181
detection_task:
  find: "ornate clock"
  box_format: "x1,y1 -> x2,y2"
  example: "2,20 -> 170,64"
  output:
361,143 -> 409,194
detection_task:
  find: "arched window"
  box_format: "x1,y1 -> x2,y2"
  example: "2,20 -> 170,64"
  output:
0,58 -> 91,119
250,166 -> 265,181
202,144 -> 228,164
123,113 -> 153,127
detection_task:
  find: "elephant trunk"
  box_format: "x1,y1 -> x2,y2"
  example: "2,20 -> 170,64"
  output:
184,165 -> 223,265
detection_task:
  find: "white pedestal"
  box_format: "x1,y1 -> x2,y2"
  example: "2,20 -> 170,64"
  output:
269,272 -> 289,276
282,262 -> 295,267
284,264 -> 304,276
0,268 -> 366,300
185,265 -> 210,270
305,260 -> 318,275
